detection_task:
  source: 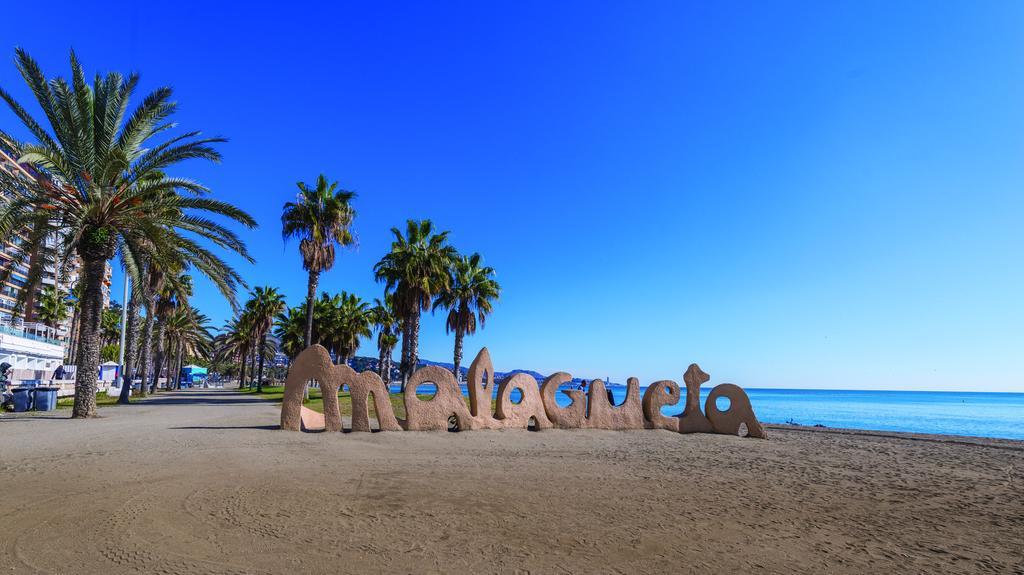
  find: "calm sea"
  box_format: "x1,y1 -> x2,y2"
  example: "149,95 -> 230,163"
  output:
605,386 -> 1024,440
398,383 -> 1024,441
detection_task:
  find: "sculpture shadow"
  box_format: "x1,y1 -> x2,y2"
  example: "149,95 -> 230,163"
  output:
169,424 -> 280,431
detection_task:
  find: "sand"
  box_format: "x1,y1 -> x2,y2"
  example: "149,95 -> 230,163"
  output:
1,389 -> 1021,574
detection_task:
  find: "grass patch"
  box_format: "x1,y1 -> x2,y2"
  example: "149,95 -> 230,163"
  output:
57,393 -> 126,410
239,385 -> 414,419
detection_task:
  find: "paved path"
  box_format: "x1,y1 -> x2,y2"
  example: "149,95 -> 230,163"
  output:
1,389 -> 1021,574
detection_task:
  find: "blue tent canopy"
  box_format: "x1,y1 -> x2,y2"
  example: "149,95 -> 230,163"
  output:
179,365 -> 208,386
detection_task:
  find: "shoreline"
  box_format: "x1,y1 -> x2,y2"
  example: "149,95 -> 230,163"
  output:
766,423 -> 1024,451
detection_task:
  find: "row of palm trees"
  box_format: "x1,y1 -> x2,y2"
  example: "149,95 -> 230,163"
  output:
213,171 -> 502,391
226,173 -> 502,388
218,235 -> 499,392
213,287 -> 376,392
279,175 -> 501,387
211,286 -> 284,393
0,50 -> 503,415
274,175 -> 504,387
374,220 -> 501,383
0,50 -> 255,417
274,291 -> 374,364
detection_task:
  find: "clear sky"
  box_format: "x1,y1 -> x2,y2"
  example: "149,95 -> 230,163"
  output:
2,2 -> 1022,391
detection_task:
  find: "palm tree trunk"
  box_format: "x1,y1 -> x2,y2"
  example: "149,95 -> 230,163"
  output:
169,343 -> 178,388
173,344 -> 183,390
407,311 -> 421,385
161,343 -> 172,391
256,332 -> 267,393
397,308 -> 421,388
452,327 -> 464,382
247,346 -> 253,389
378,343 -> 386,380
137,304 -> 155,398
152,323 -> 166,393
71,256 -> 107,418
238,347 -> 248,390
382,344 -> 394,387
399,318 -> 411,389
117,297 -> 141,404
130,309 -> 143,373
304,270 -> 318,348
163,343 -> 172,390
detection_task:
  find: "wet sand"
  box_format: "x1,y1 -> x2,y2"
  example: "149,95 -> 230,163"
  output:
1,389 -> 1021,574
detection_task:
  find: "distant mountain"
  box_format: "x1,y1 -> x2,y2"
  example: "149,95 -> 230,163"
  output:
502,368 -> 548,381
414,358 -> 545,381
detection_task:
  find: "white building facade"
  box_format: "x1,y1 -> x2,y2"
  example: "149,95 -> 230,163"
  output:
0,323 -> 65,380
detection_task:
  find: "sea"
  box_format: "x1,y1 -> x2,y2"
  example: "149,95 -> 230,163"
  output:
393,382 -> 1024,441
719,388 -> 1024,441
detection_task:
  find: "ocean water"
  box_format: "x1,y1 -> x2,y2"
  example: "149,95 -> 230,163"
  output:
736,388 -> 1024,441
396,382 -> 1024,441
599,386 -> 1024,440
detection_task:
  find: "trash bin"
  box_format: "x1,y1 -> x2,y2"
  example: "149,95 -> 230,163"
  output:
12,387 -> 33,412
32,387 -> 58,411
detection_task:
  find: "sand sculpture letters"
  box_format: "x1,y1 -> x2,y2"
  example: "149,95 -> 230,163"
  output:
280,345 -> 767,438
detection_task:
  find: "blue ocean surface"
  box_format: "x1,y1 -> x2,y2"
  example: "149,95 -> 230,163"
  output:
736,388 -> 1024,440
394,382 -> 1024,440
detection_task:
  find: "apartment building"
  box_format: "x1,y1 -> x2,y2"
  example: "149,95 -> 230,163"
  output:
0,136 -> 111,379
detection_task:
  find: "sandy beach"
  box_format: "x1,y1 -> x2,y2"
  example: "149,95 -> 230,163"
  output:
1,389 -> 1021,574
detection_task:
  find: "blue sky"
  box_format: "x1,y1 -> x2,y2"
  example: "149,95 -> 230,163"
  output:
2,2 -> 1022,391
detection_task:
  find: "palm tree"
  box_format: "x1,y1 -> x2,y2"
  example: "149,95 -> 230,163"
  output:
433,253 -> 501,380
119,172 -> 177,399
36,285 -> 70,335
326,291 -> 372,365
207,355 -> 235,381
150,273 -> 192,392
376,332 -> 399,385
116,285 -> 143,404
233,314 -> 252,389
244,286 -> 285,392
371,295 -> 400,385
281,175 -> 356,349
273,306 -> 309,360
213,315 -> 251,388
138,252 -> 174,396
0,50 -> 255,417
101,344 -> 119,363
373,219 -> 457,386
162,306 -> 211,389
101,304 -> 122,346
